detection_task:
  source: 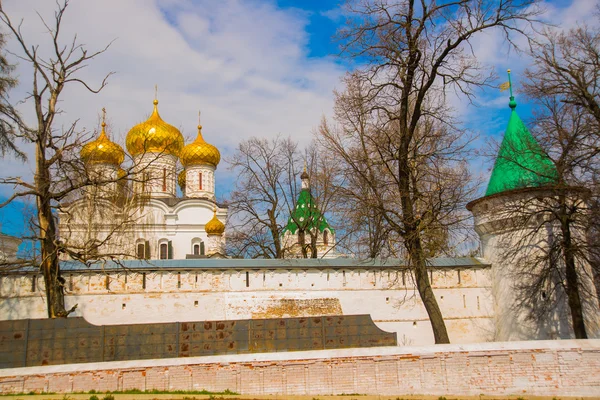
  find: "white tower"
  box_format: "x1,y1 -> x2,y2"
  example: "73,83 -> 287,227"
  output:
179,123 -> 220,200
205,209 -> 226,256
468,79 -> 600,340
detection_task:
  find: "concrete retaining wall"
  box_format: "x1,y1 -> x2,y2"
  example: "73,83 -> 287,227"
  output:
1,340 -> 598,397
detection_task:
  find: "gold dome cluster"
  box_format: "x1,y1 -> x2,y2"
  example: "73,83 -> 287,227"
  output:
80,122 -> 125,166
205,210 -> 225,235
180,125 -> 221,168
126,100 -> 184,157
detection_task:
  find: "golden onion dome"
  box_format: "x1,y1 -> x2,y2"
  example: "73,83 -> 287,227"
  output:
126,99 -> 184,157
178,170 -> 186,191
80,122 -> 125,166
180,125 -> 221,168
205,209 -> 225,235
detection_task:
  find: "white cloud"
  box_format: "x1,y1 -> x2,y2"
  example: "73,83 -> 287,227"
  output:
0,0 -> 345,197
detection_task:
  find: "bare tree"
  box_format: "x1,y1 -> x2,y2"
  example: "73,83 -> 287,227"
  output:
524,23 -> 600,315
226,136 -> 299,258
496,24 -> 600,339
0,27 -> 22,159
319,73 -> 477,342
525,25 -> 600,130
319,0 -> 541,343
226,136 -> 344,259
0,1 -> 121,317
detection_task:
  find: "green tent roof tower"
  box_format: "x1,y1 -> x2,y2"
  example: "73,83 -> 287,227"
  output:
485,71 -> 558,197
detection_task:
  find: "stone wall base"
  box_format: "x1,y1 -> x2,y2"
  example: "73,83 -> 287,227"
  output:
1,340 -> 599,397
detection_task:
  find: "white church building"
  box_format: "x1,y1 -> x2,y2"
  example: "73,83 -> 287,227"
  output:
59,100 -> 227,260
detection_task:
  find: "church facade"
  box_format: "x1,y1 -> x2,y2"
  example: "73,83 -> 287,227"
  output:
59,100 -> 227,261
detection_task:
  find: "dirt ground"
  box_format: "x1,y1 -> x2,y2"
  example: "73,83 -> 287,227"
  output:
1,394 -> 599,400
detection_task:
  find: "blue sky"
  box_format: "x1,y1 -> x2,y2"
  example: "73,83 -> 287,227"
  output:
0,0 -> 597,243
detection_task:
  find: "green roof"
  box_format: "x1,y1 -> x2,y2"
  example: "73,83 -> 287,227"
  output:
282,188 -> 333,235
485,97 -> 558,196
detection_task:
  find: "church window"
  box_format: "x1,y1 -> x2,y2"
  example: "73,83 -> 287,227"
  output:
142,172 -> 149,193
137,243 -> 145,259
105,275 -> 110,290
245,271 -> 249,287
160,243 -> 168,259
199,172 -> 203,190
31,275 -> 36,292
323,230 -> 329,245
162,168 -> 167,192
142,273 -> 146,289
191,239 -> 205,256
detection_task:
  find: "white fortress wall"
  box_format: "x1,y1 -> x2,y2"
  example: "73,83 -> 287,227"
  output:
0,259 -> 494,346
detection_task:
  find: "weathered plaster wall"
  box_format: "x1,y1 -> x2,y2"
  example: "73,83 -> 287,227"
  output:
471,190 -> 600,341
1,340 -> 598,397
0,267 -> 493,345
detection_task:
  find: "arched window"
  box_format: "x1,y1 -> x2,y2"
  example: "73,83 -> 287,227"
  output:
191,239 -> 205,256
160,243 -> 168,259
199,172 -> 203,190
141,172 -> 149,193
136,240 -> 149,259
162,168 -> 167,192
323,230 -> 329,246
137,243 -> 144,259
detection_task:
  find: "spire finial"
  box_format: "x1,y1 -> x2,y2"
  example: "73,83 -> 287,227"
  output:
153,84 -> 158,106
300,162 -> 310,185
507,69 -> 517,109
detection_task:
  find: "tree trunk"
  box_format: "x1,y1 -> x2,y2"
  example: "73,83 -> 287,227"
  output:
267,208 -> 282,258
559,194 -> 588,339
298,230 -> 308,258
405,233 -> 450,343
36,143 -> 67,318
398,149 -> 450,344
310,232 -> 318,258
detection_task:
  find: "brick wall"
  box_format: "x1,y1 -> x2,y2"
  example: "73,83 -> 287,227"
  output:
1,340 -> 598,397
